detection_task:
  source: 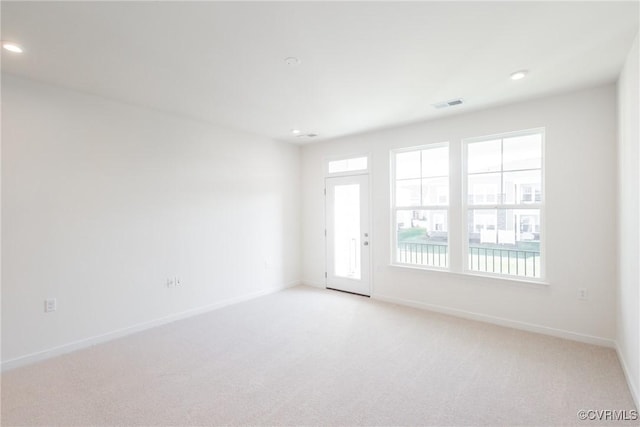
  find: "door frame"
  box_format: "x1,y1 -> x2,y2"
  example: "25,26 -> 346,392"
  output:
324,172 -> 372,296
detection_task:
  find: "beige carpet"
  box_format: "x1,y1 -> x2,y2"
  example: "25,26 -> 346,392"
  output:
1,285 -> 637,426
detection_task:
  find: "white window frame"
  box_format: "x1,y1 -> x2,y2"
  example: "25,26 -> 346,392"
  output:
391,142 -> 450,271
462,128 -> 545,281
325,154 -> 370,177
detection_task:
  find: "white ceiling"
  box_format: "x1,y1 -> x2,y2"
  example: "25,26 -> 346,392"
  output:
1,1 -> 638,143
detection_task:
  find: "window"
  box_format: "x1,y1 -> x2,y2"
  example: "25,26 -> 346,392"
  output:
327,156 -> 368,174
464,130 -> 543,279
389,129 -> 544,282
392,143 -> 449,268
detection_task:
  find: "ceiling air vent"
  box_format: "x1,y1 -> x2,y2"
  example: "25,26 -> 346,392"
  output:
432,98 -> 464,109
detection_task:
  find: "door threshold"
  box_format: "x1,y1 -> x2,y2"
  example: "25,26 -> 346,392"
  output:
326,287 -> 370,298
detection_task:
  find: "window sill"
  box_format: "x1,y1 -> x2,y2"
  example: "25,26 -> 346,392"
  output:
390,263 -> 450,274
388,263 -> 550,287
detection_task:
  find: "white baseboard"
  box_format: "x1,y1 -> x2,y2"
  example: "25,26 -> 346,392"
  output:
300,279 -> 325,289
615,342 -> 640,410
283,280 -> 302,289
372,293 -> 615,348
1,283 -> 297,372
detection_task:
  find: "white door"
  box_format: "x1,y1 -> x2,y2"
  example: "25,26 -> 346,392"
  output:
325,174 -> 370,296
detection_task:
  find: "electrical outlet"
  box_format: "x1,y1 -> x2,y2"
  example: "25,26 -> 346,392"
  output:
578,288 -> 588,300
174,276 -> 181,287
45,298 -> 57,313
166,278 -> 175,288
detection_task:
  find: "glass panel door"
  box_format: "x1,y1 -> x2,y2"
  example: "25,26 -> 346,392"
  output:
325,174 -> 370,296
334,183 -> 361,279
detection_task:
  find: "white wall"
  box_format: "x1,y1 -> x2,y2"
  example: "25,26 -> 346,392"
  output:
1,74 -> 301,366
617,33 -> 639,406
302,84 -> 618,345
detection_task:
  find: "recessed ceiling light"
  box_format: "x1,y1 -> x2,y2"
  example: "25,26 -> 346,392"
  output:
291,129 -> 301,135
2,42 -> 23,53
285,57 -> 301,66
510,70 -> 528,80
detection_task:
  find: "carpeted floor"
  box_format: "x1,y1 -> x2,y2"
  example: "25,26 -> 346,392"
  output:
1,285 -> 637,426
